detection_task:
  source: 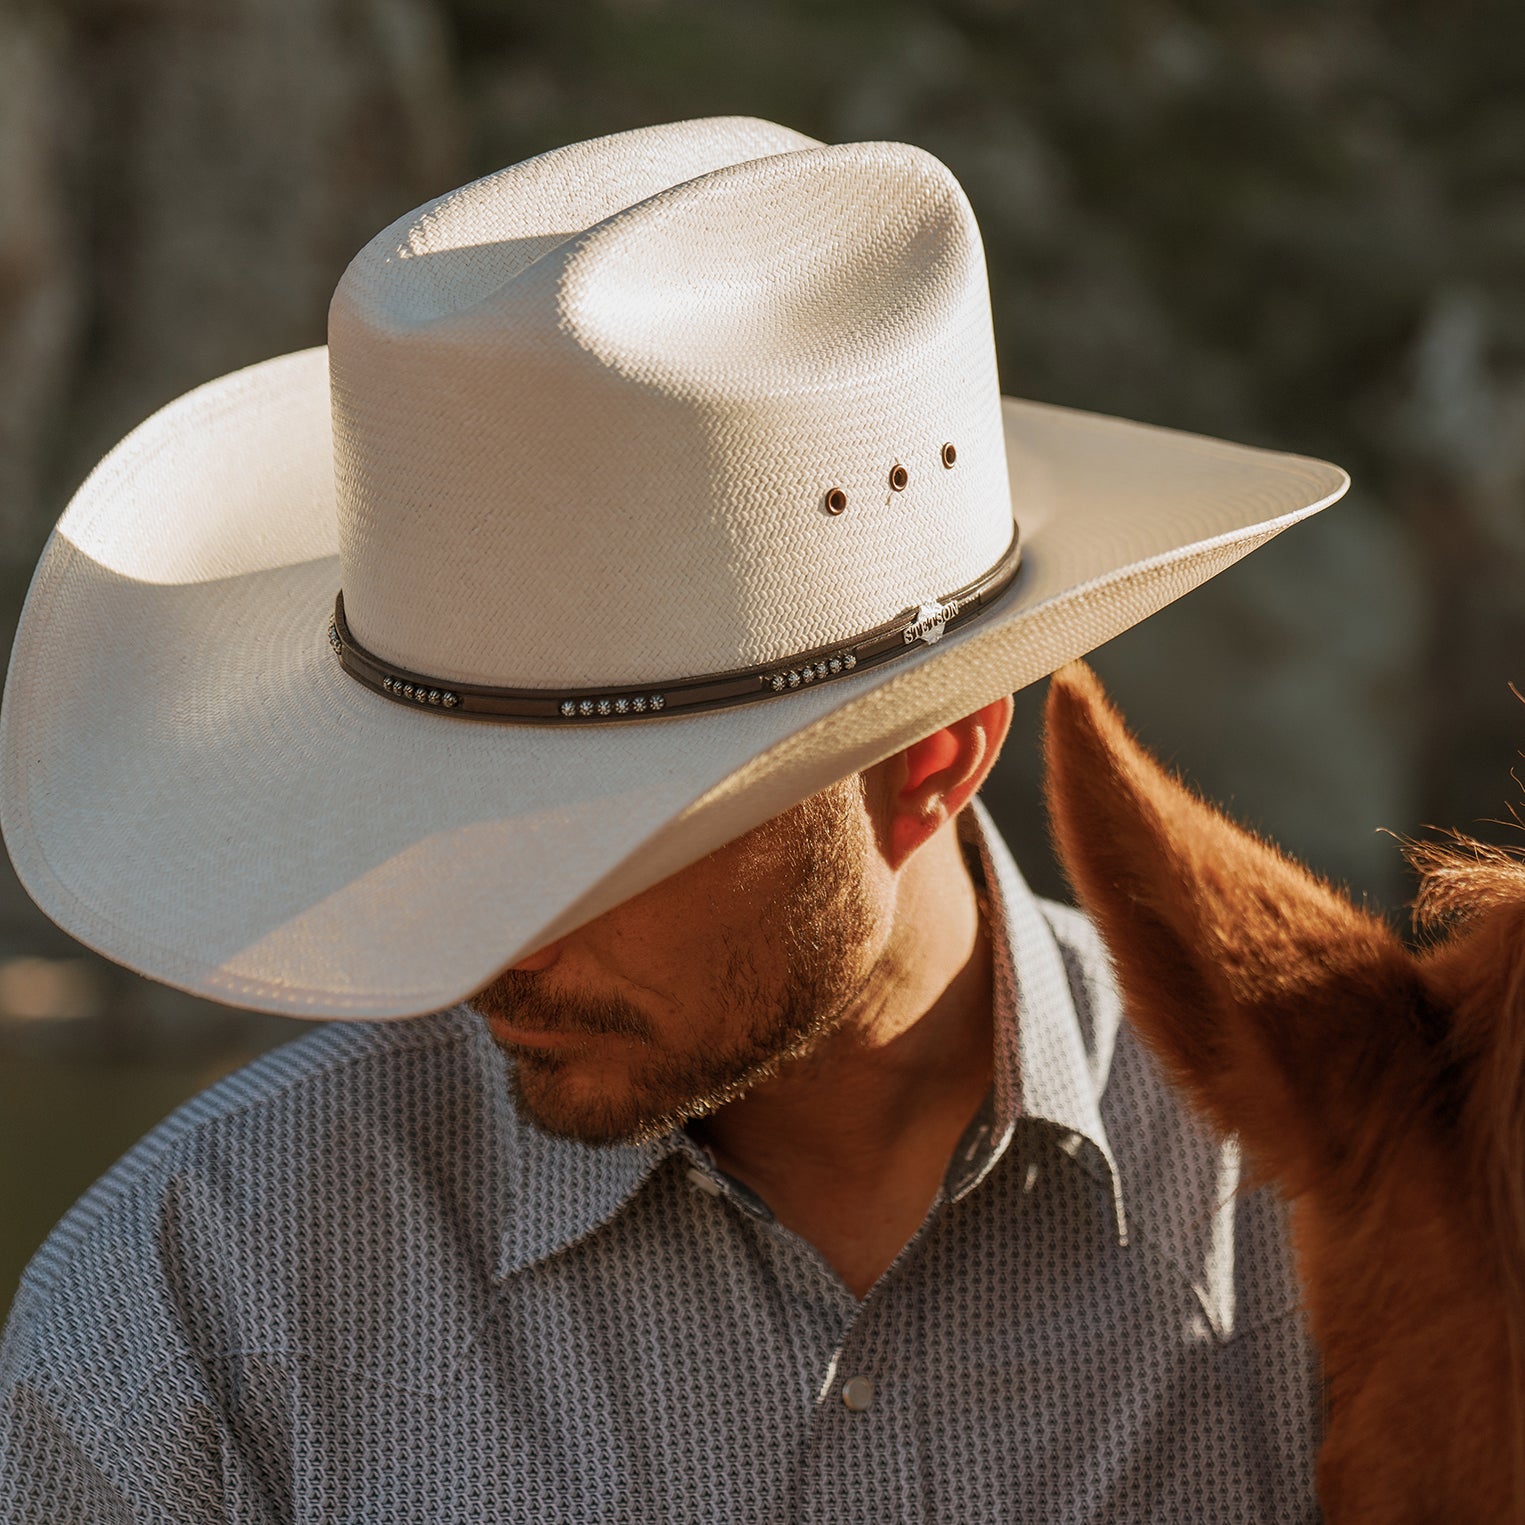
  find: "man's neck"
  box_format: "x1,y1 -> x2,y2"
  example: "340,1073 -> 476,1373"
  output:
691,824 -> 995,1299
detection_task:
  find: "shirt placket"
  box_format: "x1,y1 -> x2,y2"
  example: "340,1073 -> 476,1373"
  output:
792,1258 -> 931,1525
680,1133 -> 938,1525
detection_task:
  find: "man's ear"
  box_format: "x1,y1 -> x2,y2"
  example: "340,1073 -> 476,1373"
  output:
872,697 -> 1013,869
1044,661 -> 1427,1189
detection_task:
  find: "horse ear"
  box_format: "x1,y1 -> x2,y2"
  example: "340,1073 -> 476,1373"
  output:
1412,839 -> 1525,1294
1043,662 -> 1422,1186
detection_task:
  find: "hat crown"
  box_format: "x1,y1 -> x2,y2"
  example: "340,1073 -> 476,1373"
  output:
329,117 -> 1014,689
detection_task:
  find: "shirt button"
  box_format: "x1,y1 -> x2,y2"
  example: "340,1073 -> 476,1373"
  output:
841,1375 -> 875,1412
686,1167 -> 723,1197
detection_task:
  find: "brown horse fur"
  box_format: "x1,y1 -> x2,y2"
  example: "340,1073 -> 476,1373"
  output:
1043,661 -> 1525,1525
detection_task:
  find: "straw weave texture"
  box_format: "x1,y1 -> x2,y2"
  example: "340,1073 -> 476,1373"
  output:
0,118 -> 1349,1018
330,119 -> 1011,687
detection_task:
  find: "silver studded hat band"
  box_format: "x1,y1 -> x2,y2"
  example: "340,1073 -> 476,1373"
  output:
328,529 -> 1022,723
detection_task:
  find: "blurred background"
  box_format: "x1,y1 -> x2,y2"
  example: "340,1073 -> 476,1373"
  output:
2,0 -> 1524,1318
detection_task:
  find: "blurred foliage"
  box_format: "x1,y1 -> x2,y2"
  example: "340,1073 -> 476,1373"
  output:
3,0 -> 1524,1316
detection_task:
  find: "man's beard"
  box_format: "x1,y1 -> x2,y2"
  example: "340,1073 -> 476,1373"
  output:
473,782 -> 877,1145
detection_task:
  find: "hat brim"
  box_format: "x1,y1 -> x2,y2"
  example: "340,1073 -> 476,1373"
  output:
0,347 -> 1347,1018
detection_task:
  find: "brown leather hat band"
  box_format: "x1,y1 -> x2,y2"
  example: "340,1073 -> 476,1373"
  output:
328,529 -> 1022,723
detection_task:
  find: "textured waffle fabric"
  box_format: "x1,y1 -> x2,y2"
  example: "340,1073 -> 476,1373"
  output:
0,804 -> 1321,1522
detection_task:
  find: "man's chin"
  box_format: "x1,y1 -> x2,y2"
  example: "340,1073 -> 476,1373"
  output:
491,1004 -> 838,1146
506,1053 -> 685,1147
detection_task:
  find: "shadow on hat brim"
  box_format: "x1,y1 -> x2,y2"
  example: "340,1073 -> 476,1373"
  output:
0,347 -> 1347,1019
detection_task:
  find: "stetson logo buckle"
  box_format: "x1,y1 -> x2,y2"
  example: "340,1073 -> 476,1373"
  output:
903,598 -> 960,647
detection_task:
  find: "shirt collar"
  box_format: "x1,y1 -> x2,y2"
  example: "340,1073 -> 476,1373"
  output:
949,801 -> 1128,1246
493,796 -> 1127,1280
493,1108 -> 678,1280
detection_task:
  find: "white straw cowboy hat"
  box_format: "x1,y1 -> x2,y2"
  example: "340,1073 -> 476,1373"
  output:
0,116 -> 1346,1020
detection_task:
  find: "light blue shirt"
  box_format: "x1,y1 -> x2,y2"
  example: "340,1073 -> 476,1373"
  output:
0,803 -> 1321,1521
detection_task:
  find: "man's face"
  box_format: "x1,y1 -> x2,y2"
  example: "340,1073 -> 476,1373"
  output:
472,776 -> 887,1145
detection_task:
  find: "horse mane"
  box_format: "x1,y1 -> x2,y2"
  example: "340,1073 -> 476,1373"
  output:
1406,830 -> 1525,1513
